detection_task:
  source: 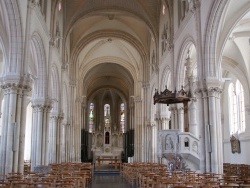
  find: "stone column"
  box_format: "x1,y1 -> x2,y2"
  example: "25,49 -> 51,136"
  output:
195,88 -> 208,173
69,81 -> 76,161
146,121 -> 152,162
75,96 -> 83,162
64,123 -> 70,162
68,123 -> 73,162
57,115 -> 64,163
133,96 -> 142,161
207,87 -> 223,173
60,122 -> 66,163
150,122 -> 157,163
31,99 -> 51,170
169,105 -> 177,129
18,88 -> 30,173
177,104 -> 184,132
161,116 -> 170,130
189,99 -> 198,137
0,80 -> 31,175
49,115 -> 58,163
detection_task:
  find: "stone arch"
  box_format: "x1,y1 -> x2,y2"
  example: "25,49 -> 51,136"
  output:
62,82 -> 69,121
80,57 -> 139,85
160,65 -> 171,91
204,0 -> 229,78
159,66 -> 171,117
222,57 -> 250,109
71,30 -> 147,69
0,4 -> 9,76
176,35 -> 196,90
0,39 -> 7,78
0,0 -> 22,74
51,0 -> 64,50
30,32 -> 47,98
50,64 -> 60,113
65,3 -> 157,46
150,83 -> 157,121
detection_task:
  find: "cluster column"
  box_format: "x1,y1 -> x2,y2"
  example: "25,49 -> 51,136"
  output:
30,99 -> 51,170
0,80 -> 31,175
169,105 -> 177,129
196,81 -> 223,173
133,96 -> 142,161
49,113 -> 63,164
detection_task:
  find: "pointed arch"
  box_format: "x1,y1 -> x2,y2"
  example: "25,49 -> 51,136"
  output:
176,35 -> 196,89
2,0 -> 23,74
204,0 -> 229,78
62,82 -> 69,120
50,64 -> 60,113
30,32 -> 47,98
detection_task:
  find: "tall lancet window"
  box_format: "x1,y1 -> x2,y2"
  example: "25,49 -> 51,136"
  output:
228,81 -> 245,135
89,103 -> 94,133
236,80 -> 245,133
120,103 -> 125,133
104,104 -> 110,117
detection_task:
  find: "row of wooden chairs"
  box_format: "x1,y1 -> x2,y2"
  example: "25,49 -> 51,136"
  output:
224,163 -> 250,178
121,162 -> 250,188
0,162 -> 92,188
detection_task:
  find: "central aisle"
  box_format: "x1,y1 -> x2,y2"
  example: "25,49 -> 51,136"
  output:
90,174 -> 136,188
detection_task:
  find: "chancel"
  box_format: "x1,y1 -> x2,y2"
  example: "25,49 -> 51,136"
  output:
0,0 -> 250,187
91,103 -> 123,165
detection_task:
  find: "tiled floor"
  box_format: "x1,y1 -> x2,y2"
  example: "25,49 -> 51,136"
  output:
89,174 -> 137,188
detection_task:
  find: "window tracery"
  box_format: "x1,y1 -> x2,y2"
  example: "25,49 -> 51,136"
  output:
88,103 -> 94,133
228,81 -> 245,135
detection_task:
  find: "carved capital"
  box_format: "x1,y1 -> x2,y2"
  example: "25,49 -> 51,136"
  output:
142,81 -> 150,89
29,0 -> 39,8
178,107 -> 184,111
207,87 -> 222,96
76,96 -> 86,103
69,80 -> 76,87
61,63 -> 68,71
149,121 -> 156,127
134,96 -> 142,103
31,98 -> 52,111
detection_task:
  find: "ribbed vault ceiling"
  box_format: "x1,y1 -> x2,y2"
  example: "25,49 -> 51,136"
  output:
65,0 -> 158,101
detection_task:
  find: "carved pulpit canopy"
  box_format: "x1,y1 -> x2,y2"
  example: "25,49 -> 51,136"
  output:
153,86 -> 191,105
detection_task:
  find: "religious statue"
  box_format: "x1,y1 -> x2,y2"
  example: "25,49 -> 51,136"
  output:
166,136 -> 174,150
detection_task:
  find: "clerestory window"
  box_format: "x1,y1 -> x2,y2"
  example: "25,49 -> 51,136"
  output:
228,80 -> 245,135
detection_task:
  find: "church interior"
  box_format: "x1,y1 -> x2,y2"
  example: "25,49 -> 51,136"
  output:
1,0 -> 250,187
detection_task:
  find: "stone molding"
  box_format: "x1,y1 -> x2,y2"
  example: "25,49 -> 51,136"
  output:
142,81 -> 150,89
31,98 -> 52,111
134,96 -> 142,103
50,112 -> 64,120
1,82 -> 32,95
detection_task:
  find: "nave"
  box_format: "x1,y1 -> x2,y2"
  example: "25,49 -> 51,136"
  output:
1,162 -> 250,187
90,174 -> 133,188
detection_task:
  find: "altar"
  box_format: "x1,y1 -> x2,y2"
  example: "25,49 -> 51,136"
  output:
91,115 -> 123,169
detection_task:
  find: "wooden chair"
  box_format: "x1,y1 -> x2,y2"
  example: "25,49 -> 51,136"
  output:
219,183 -> 239,188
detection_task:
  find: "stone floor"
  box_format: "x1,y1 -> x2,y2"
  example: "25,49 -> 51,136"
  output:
89,174 -> 137,188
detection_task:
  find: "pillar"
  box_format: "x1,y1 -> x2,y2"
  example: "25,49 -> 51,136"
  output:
133,96 -> 142,161
189,99 -> 198,137
161,116 -> 170,130
0,79 -> 31,175
207,87 -> 223,173
178,104 -> 184,132
49,115 -> 57,163
30,99 -> 51,170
